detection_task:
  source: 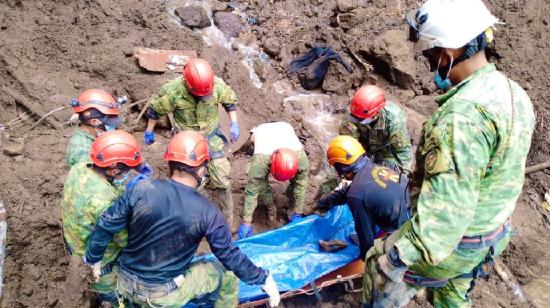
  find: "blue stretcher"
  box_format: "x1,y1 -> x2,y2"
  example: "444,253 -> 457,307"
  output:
199,205 -> 361,305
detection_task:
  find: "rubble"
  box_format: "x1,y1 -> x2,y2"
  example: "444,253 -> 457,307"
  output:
175,5 -> 211,29
358,30 -> 416,89
3,142 -> 24,156
213,12 -> 243,38
133,48 -> 197,72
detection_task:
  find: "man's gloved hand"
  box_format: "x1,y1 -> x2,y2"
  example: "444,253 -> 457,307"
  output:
237,223 -> 253,240
144,130 -> 155,145
289,213 -> 303,223
126,173 -> 149,191
315,195 -> 333,211
82,256 -> 101,282
262,273 -> 280,307
230,121 -> 240,143
377,246 -> 407,283
136,162 -> 153,177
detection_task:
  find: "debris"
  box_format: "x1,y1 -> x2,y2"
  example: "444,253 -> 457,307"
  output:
25,106 -> 69,136
288,47 -> 353,90
337,7 -> 369,30
337,0 -> 358,13
133,94 -> 156,124
525,159 -> 550,174
59,255 -> 94,308
262,37 -> 280,57
175,5 -> 211,29
0,199 -> 6,299
2,87 -> 62,130
357,29 -> 416,89
540,191 -> 550,213
213,12 -> 243,38
319,239 -> 348,252
494,260 -> 526,304
3,141 -> 24,156
133,47 -> 197,73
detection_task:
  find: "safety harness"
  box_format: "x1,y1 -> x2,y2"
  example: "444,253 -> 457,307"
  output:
403,222 -> 509,297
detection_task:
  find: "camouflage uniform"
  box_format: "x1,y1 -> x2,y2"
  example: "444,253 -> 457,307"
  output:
339,101 -> 413,173
150,76 -> 237,222
60,162 -> 127,302
66,127 -> 95,168
363,64 -> 535,307
243,149 -> 310,223
117,260 -> 238,307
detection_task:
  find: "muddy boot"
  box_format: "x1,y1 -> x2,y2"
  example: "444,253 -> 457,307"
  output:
222,188 -> 237,233
319,239 -> 348,252
266,203 -> 278,227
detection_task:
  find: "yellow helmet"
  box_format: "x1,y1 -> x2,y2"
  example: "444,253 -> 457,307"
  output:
327,135 -> 366,166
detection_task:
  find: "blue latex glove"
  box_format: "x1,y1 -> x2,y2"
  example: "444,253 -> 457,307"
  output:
144,130 -> 155,145
230,121 -> 240,143
136,162 -> 153,177
289,213 -> 303,223
126,173 -> 149,191
237,223 -> 253,240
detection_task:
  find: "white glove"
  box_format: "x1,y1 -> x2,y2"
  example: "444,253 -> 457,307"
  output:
82,256 -> 101,282
262,273 -> 280,307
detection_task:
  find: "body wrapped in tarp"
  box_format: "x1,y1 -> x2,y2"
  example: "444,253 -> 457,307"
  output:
198,205 -> 359,303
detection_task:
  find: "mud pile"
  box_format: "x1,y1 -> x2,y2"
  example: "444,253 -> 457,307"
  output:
0,0 -> 549,307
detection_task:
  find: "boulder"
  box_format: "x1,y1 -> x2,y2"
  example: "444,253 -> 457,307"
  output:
214,12 -> 243,38
262,37 -> 280,57
337,0 -> 357,13
359,30 -> 416,88
175,5 -> 211,29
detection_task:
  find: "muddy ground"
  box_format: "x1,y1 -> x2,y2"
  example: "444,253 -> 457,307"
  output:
0,0 -> 549,307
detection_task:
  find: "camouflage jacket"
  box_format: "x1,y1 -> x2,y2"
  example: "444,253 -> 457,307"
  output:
66,127 -> 95,169
61,162 -> 127,266
395,64 -> 535,266
339,101 -> 413,172
150,76 -> 237,153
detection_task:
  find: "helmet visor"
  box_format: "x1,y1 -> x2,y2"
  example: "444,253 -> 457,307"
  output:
406,10 -> 437,52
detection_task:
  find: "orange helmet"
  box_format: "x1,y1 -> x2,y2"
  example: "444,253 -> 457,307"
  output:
90,131 -> 142,168
350,85 -> 386,123
164,131 -> 210,167
70,89 -> 125,115
270,148 -> 299,181
183,58 -> 215,97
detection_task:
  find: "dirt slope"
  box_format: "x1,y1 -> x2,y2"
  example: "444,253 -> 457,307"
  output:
0,0 -> 549,307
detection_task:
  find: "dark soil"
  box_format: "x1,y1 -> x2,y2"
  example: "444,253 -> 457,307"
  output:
0,0 -> 549,307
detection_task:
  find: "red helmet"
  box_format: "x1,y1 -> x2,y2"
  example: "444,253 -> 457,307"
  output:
183,58 -> 215,97
90,131 -> 142,168
164,131 -> 210,167
270,148 -> 299,181
71,89 -> 122,115
350,85 -> 386,121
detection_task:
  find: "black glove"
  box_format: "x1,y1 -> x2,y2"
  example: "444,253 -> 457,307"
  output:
316,189 -> 348,211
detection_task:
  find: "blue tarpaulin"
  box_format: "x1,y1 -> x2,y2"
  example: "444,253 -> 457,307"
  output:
200,205 -> 359,303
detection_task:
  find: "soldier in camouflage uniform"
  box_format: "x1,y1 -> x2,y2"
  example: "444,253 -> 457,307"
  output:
85,131 -> 281,308
144,58 -> 239,227
62,131 -> 144,306
362,1 -> 536,307
66,89 -> 124,168
237,122 -> 310,239
339,85 -> 413,174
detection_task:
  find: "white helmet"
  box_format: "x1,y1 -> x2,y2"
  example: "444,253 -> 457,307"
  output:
406,0 -> 499,52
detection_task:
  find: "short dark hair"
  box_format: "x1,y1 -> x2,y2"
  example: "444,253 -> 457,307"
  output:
168,161 -> 202,177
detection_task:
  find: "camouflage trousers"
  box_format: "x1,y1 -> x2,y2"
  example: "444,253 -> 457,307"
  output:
243,149 -> 309,223
205,157 -> 234,225
117,260 -> 238,308
92,265 -> 119,305
363,221 -> 510,308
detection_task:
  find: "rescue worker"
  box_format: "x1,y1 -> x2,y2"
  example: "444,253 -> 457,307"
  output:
339,85 -> 413,174
66,89 -> 125,168
84,131 -> 280,307
237,121 -> 310,239
316,135 -> 410,259
61,130 -> 145,306
144,58 -> 239,227
363,0 -> 535,307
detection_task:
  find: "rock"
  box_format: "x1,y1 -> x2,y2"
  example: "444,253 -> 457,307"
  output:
133,47 -> 197,72
175,5 -> 211,29
263,37 -> 280,57
210,0 -> 227,13
253,60 -> 277,82
405,95 -> 438,117
360,29 -> 416,88
337,7 -> 369,30
337,0 -> 357,12
322,62 -> 356,95
3,142 -> 24,156
214,12 -> 243,38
